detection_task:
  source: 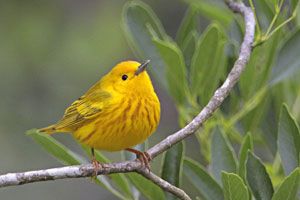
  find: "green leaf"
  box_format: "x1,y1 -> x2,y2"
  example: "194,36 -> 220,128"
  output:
278,104 -> 300,175
183,158 -> 223,200
229,19 -> 243,46
272,168 -> 300,200
176,6 -> 198,48
81,145 -> 133,199
94,178 -> 131,200
255,0 -> 274,29
190,23 -> 226,105
26,129 -> 82,165
246,152 -> 274,200
127,173 -> 165,200
122,0 -> 168,89
291,0 -> 300,13
221,172 -> 249,200
182,31 -> 197,69
238,133 -> 253,181
270,29 -> 300,85
161,142 -> 184,200
230,87 -> 268,132
93,177 -> 129,200
184,0 -> 233,26
153,38 -> 189,105
211,127 -> 237,184
261,99 -> 279,155
240,30 -> 281,100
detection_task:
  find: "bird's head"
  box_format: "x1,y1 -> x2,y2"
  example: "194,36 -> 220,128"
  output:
102,60 -> 155,95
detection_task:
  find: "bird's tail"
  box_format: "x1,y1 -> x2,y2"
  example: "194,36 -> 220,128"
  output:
39,125 -> 57,134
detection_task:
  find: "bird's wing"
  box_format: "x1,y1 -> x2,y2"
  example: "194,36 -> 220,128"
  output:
55,90 -> 111,131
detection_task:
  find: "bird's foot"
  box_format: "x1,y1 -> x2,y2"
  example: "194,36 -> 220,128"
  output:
90,148 -> 102,178
91,158 -> 102,178
125,148 -> 152,171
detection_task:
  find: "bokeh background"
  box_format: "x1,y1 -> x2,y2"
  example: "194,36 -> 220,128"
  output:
0,0 -> 190,199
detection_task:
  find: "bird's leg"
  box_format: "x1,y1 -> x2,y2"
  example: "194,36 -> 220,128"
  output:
125,148 -> 151,170
91,148 -> 101,177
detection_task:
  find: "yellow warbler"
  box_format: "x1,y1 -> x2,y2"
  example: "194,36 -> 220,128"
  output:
40,60 -> 160,167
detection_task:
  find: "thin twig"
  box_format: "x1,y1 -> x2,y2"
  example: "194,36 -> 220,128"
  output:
137,169 -> 191,200
265,0 -> 285,36
0,1 -> 255,199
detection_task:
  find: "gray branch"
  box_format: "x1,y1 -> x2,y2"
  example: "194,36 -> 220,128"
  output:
0,1 -> 255,200
148,1 -> 255,158
137,169 -> 192,200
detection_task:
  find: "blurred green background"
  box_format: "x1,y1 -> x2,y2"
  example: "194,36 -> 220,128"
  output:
0,0 -> 188,199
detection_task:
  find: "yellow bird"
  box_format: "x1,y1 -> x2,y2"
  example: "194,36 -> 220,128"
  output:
39,60 -> 160,167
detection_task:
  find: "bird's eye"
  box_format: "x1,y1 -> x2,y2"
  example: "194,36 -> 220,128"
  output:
121,74 -> 128,81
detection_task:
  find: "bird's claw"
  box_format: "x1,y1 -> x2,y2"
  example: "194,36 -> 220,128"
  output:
137,151 -> 151,172
91,158 -> 101,178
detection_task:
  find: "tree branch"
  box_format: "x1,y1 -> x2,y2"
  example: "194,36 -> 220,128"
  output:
137,169 -> 192,200
148,1 -> 255,159
0,1 -> 255,200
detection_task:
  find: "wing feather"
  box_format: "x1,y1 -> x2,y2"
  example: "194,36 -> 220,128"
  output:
55,90 -> 111,131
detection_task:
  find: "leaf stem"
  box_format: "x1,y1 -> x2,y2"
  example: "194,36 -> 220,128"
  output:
265,0 -> 285,36
266,13 -> 296,39
249,0 -> 261,37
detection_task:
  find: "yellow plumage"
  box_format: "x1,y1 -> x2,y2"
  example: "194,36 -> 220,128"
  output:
40,60 -> 160,152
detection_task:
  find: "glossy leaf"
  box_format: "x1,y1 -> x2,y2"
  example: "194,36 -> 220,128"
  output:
278,104 -> 300,175
127,173 -> 165,200
255,0 -> 274,28
161,142 -> 184,200
240,31 -> 281,99
221,172 -> 249,200
229,19 -> 243,47
27,129 -> 82,165
176,6 -> 198,48
238,133 -> 253,181
122,0 -> 168,89
261,99 -> 279,155
246,152 -> 274,200
190,24 -> 217,95
190,24 -> 226,105
184,0 -> 233,26
270,29 -> 300,85
272,168 -> 300,200
182,31 -> 197,69
153,38 -> 189,105
211,127 -> 237,184
184,158 -> 223,200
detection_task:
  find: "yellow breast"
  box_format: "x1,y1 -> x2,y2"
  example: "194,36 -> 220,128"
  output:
73,95 -> 160,151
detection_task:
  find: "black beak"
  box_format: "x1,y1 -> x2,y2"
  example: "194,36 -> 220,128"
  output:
135,60 -> 150,76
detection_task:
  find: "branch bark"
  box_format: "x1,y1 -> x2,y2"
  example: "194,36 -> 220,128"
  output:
0,1 -> 255,200
137,169 -> 192,200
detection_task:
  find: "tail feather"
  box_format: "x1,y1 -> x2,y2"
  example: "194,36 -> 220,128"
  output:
39,125 -> 57,134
